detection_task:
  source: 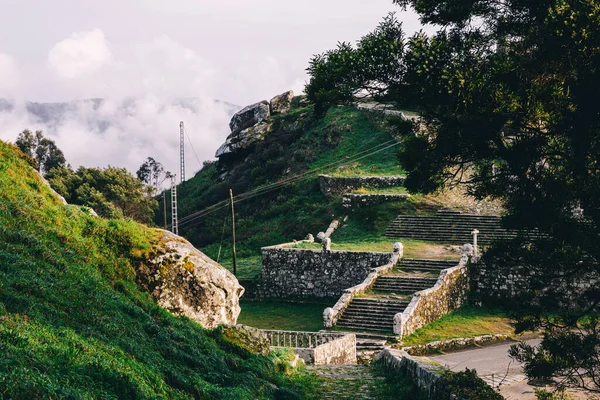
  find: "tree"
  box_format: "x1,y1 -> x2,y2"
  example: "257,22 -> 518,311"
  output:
305,0 -> 600,391
47,166 -> 157,224
392,0 -> 600,392
15,129 -> 66,176
305,13 -> 406,115
136,157 -> 166,193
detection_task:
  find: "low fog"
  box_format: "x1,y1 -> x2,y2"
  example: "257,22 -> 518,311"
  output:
0,0 -> 429,177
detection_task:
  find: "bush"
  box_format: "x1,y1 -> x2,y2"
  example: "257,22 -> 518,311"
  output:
445,369 -> 504,400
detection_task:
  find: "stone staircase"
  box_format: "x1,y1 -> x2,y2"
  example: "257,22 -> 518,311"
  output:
336,298 -> 408,333
386,210 -> 518,244
400,258 -> 459,272
334,258 -> 459,334
372,276 -> 438,293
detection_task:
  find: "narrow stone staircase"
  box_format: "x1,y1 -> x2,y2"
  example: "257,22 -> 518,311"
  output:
334,258 -> 458,334
372,276 -> 438,293
400,258 -> 459,272
386,210 -> 516,244
336,298 -> 408,333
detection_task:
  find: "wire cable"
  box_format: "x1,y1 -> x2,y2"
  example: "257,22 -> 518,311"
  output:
177,139 -> 401,229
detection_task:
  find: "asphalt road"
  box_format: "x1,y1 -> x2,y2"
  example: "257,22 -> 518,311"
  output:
430,339 -> 542,386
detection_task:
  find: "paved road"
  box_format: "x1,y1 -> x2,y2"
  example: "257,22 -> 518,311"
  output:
430,339 -> 542,387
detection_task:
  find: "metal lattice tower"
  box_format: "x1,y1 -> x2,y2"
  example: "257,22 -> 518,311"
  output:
170,174 -> 178,235
179,121 -> 185,183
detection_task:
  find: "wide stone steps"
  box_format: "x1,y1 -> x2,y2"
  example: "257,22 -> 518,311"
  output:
335,299 -> 408,333
372,276 -> 438,293
385,213 -> 521,243
400,258 -> 459,272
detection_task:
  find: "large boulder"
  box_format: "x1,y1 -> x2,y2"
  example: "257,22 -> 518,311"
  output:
215,121 -> 273,158
270,90 -> 294,114
138,230 -> 244,329
229,101 -> 270,135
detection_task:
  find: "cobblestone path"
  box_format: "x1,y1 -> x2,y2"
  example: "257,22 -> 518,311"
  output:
307,364 -> 387,400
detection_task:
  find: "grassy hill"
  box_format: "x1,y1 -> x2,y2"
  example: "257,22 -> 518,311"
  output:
166,104 -> 406,278
0,140 -> 312,399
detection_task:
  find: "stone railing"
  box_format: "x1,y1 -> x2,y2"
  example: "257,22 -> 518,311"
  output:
263,330 -> 356,365
375,348 -> 449,399
393,246 -> 472,339
323,243 -> 403,328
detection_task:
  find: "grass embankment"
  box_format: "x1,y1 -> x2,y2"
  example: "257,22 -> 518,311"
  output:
401,306 -> 517,346
237,300 -> 327,332
0,141 -> 313,399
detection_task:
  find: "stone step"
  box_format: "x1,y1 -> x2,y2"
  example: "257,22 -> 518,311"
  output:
345,305 -> 407,313
338,316 -> 395,326
338,319 -> 394,332
343,308 -> 404,316
335,322 -> 394,333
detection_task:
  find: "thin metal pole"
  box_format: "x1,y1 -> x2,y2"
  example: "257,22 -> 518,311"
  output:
229,189 -> 237,277
163,191 -> 167,230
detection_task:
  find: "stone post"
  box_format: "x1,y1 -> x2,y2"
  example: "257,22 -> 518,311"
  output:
471,229 -> 479,258
322,237 -> 331,251
393,242 -> 404,261
316,232 -> 325,243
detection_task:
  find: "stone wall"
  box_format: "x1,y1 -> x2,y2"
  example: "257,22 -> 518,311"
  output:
375,348 -> 450,400
313,333 -> 357,365
470,259 -> 599,307
394,256 -> 469,338
260,246 -> 394,299
343,193 -> 410,210
319,175 -> 406,196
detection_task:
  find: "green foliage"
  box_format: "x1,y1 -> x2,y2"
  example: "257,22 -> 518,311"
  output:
47,165 -> 157,224
15,129 -> 66,176
0,140 -> 310,398
444,369 -> 504,399
305,13 -> 406,115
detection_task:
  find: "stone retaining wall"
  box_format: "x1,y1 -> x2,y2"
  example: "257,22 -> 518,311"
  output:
402,334 -> 511,356
394,254 -> 469,339
343,193 -> 410,210
470,259 -> 599,307
375,348 -> 449,399
259,246 -> 394,299
319,175 -> 406,196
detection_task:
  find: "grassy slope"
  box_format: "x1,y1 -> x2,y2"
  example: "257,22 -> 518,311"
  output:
168,106 -> 405,279
0,141 -> 311,399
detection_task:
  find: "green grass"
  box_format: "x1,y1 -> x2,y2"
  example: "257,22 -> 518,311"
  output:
401,306 -> 517,346
0,141 -> 311,399
237,300 -> 327,332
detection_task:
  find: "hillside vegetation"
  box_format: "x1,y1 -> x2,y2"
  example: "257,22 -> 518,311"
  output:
166,105 -> 405,278
0,140 -> 311,399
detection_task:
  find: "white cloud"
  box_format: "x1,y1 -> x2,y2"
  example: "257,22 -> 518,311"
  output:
47,29 -> 113,79
0,53 -> 20,94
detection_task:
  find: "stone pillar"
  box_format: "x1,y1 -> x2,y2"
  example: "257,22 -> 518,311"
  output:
393,242 -> 404,258
316,232 -> 325,243
471,229 -> 479,258
322,237 -> 331,251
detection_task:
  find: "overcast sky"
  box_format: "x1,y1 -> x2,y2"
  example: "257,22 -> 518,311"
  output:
0,0 -> 432,177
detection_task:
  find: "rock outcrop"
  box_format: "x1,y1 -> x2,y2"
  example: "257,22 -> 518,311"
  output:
229,101 -> 270,135
215,121 -> 273,158
270,90 -> 294,114
215,91 -> 294,159
138,230 -> 244,329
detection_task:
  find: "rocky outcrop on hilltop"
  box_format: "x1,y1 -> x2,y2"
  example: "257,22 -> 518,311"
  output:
216,90 -> 294,159
138,230 -> 245,329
